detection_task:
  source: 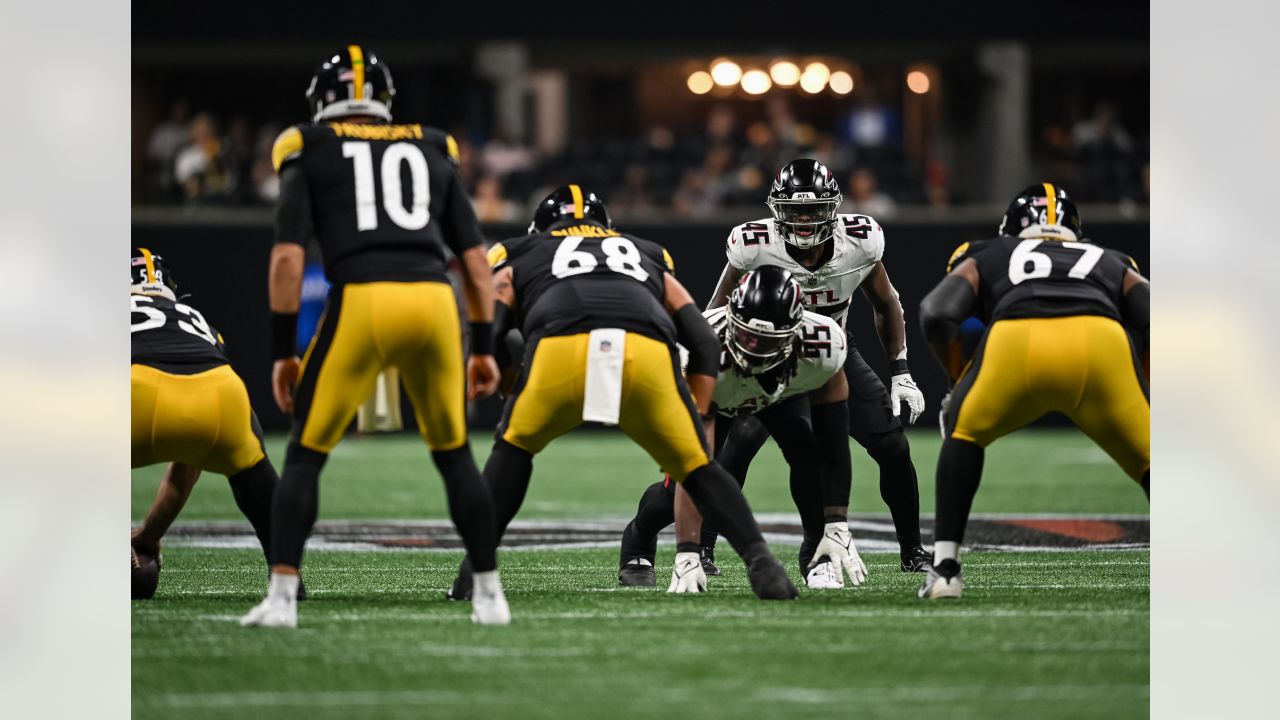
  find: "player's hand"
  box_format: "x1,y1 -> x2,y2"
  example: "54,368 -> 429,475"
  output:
809,521 -> 869,586
890,374 -> 926,424
272,357 -> 301,414
938,392 -> 952,439
667,552 -> 708,593
467,354 -> 500,401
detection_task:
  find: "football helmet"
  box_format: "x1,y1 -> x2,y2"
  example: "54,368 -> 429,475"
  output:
528,184 -> 611,233
998,183 -> 1082,241
725,266 -> 804,374
307,45 -> 395,122
131,247 -> 178,301
766,159 -> 843,249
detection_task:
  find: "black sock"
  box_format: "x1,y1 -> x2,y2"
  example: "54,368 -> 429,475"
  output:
626,480 -> 673,562
681,463 -> 769,565
700,418 -> 764,550
433,444 -> 498,573
811,401 -> 852,508
227,457 -> 279,565
270,441 -> 327,569
934,438 -> 985,544
867,430 -> 924,550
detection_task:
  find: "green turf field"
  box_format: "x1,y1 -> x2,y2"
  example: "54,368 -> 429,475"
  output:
131,427 -> 1150,519
133,548 -> 1148,720
132,428 -> 1149,719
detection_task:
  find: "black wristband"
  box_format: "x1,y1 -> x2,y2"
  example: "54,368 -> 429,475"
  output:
889,359 -> 910,376
271,312 -> 299,360
470,321 -> 494,356
677,541 -> 701,554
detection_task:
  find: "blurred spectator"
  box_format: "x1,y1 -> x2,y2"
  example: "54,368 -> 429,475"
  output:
481,133 -> 535,178
147,99 -> 191,192
1072,101 -> 1142,202
472,175 -> 520,222
611,165 -> 656,216
174,113 -> 233,201
924,162 -> 951,210
841,168 -> 897,219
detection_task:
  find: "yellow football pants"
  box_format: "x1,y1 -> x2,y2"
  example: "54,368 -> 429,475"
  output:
131,364 -> 266,475
950,315 -> 1150,479
294,281 -> 467,453
501,332 -> 711,481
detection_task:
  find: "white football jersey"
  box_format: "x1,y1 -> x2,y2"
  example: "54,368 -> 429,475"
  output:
725,214 -> 885,328
703,307 -> 847,415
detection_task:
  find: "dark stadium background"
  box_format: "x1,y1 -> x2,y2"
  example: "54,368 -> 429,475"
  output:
131,1 -> 1149,431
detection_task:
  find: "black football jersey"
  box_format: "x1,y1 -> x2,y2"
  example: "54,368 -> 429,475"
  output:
948,236 -> 1138,323
272,122 -> 483,284
131,294 -> 228,373
490,222 -> 678,345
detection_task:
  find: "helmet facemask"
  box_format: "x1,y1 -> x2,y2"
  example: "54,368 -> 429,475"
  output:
767,194 -> 841,249
725,306 -> 802,374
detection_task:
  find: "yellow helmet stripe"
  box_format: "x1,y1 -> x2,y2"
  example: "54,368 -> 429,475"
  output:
348,45 -> 365,101
568,184 -> 585,219
139,247 -> 156,284
1043,182 -> 1057,226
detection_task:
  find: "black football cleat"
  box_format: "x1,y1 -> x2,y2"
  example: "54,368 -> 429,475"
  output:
901,545 -> 933,573
700,546 -> 722,576
618,559 -> 657,587
446,557 -> 473,601
747,555 -> 799,600
918,558 -> 963,599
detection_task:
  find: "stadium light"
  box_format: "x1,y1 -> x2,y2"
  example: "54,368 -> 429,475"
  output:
907,69 -> 931,94
799,62 -> 830,93
687,70 -> 714,95
741,70 -> 772,95
769,61 -> 800,87
829,70 -> 854,95
710,58 -> 743,86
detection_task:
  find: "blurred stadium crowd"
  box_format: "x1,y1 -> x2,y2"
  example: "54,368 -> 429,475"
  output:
139,94 -> 1147,220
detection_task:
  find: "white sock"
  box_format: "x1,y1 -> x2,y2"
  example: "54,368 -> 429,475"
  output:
933,541 -> 959,565
267,572 -> 300,602
473,569 -> 502,597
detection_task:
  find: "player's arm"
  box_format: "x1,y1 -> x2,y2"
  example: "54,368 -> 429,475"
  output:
664,273 -> 719,416
1121,268 -> 1150,379
918,258 -> 981,383
490,262 -> 522,396
268,160 -> 311,414
860,261 -> 925,423
706,262 -> 744,311
440,162 -> 500,400
131,463 -> 201,556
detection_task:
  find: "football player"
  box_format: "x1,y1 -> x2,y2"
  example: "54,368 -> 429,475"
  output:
917,184 -> 1150,599
617,266 -> 868,591
448,185 -> 798,601
131,248 -> 283,598
706,159 -> 931,575
241,47 -> 508,627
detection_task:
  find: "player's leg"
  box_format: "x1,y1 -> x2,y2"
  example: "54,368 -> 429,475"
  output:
693,412 -> 745,573
617,334 -> 796,599
617,480 -> 672,586
843,343 -> 929,570
754,395 -> 826,570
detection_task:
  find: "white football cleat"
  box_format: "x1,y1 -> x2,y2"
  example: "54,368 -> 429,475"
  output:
240,596 -> 297,628
667,551 -> 708,593
811,521 -> 869,586
918,559 -> 964,600
804,559 -> 844,589
471,570 -> 511,625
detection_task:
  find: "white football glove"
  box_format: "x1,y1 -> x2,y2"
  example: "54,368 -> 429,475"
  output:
808,521 -> 869,587
890,373 -> 925,424
667,552 -> 708,593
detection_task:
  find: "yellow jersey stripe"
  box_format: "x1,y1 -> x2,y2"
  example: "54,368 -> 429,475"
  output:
568,184 -> 584,219
271,127 -> 304,173
946,242 -> 970,272
445,134 -> 460,163
348,45 -> 365,100
1043,182 -> 1057,226
139,247 -> 156,284
487,243 -> 508,268
661,248 -> 675,273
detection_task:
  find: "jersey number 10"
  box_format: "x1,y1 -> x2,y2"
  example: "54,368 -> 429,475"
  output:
551,236 -> 650,282
1008,239 -> 1103,285
342,141 -> 430,232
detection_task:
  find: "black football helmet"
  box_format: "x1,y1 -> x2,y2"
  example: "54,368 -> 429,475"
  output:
131,248 -> 178,301
998,183 -> 1082,241
529,184 -> 612,233
766,159 -> 843,249
726,266 -> 805,374
306,45 -> 395,122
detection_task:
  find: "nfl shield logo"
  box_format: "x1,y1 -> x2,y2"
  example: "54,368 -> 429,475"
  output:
600,340 -> 612,352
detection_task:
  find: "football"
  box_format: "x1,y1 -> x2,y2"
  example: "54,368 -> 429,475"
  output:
131,545 -> 160,600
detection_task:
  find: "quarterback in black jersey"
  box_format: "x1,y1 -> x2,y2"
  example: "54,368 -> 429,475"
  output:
242,46 -> 507,627
130,248 -> 282,599
447,185 -> 797,602
917,184 -> 1150,600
